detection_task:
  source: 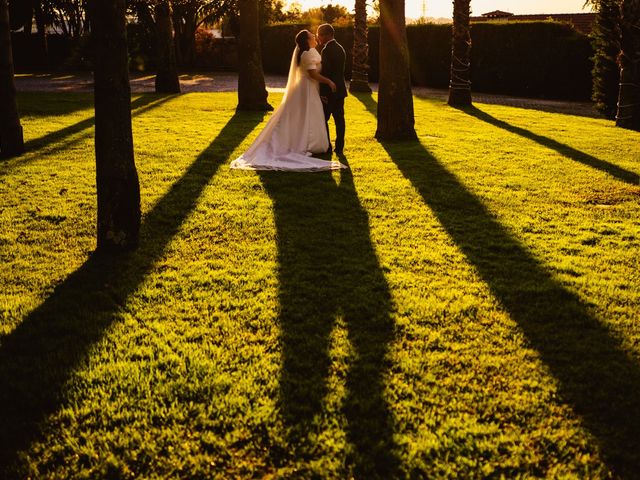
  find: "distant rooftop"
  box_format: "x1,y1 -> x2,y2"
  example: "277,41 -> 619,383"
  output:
481,10 -> 514,18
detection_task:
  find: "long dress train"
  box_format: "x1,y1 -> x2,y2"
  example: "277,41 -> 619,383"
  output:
230,47 -> 347,172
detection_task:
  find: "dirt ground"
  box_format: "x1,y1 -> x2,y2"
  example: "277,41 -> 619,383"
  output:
14,72 -> 601,118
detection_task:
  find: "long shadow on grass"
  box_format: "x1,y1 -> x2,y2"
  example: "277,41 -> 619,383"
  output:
459,105 -> 639,185
17,91 -> 95,117
1,95 -> 176,179
259,160 -> 399,478
0,111 -> 264,477
355,92 -> 640,477
22,94 -> 177,153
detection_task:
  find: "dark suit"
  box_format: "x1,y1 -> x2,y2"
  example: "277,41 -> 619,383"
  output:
320,39 -> 347,152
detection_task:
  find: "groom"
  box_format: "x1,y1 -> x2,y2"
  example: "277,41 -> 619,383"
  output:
317,24 -> 347,155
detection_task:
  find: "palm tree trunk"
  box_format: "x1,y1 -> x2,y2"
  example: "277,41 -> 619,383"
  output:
172,8 -> 197,68
349,0 -> 371,93
88,0 -> 141,252
591,0 -> 621,118
615,0 -> 640,130
237,0 -> 272,111
34,0 -> 49,64
448,0 -> 472,106
375,0 -> 416,140
0,0 -> 24,158
171,10 -> 188,67
171,10 -> 183,66
182,14 -> 197,67
23,7 -> 33,35
155,0 -> 180,93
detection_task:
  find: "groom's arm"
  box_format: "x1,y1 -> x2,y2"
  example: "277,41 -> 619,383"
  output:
330,44 -> 347,98
336,45 -> 346,82
320,47 -> 335,96
323,46 -> 340,86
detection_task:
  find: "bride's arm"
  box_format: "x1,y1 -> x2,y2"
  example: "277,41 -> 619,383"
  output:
308,70 -> 337,92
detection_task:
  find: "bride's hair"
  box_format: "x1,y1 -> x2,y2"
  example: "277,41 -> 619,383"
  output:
295,30 -> 311,65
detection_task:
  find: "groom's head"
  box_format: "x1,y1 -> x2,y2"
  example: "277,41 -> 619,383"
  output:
316,24 -> 334,45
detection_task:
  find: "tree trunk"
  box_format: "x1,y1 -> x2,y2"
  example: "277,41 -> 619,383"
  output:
350,0 -> 371,93
375,0 -> 416,140
615,0 -> 640,130
88,0 -> 141,252
171,10 -> 183,66
448,0 -> 472,106
23,8 -> 33,35
34,0 -> 48,63
0,0 -> 24,158
591,0 -> 622,119
154,0 -> 180,93
182,14 -> 197,66
172,8 -> 197,68
236,0 -> 272,111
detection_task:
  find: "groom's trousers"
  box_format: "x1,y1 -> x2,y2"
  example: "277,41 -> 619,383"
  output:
323,95 -> 345,153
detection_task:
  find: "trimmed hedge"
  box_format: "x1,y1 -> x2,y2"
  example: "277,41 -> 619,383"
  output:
11,21 -> 594,100
11,33 -> 73,69
260,24 -> 307,74
11,25 -> 153,72
470,22 -> 593,100
261,22 -> 593,100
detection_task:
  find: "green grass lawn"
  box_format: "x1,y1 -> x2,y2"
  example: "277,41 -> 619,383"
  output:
1,91 -> 639,478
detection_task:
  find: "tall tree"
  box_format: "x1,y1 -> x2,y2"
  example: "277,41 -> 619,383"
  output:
7,0 -> 33,31
154,0 -> 181,93
0,0 -> 24,157
49,0 -> 86,40
591,0 -> 622,118
236,0 -> 272,111
375,0 -> 416,140
448,0 -> 472,106
33,0 -> 49,63
349,0 -> 371,93
320,3 -> 350,23
87,0 -> 141,252
171,0 -> 227,67
615,0 -> 640,130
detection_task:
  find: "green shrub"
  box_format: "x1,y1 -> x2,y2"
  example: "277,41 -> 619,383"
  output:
260,24 -> 307,74
470,22 -> 593,100
127,22 -> 155,72
406,24 -> 450,88
261,21 -> 593,100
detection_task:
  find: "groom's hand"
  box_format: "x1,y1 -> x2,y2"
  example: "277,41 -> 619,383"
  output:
321,96 -> 328,104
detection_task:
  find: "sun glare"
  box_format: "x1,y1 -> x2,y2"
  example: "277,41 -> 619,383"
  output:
286,0 -> 590,21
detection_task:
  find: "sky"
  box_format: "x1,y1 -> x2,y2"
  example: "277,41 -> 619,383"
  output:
289,0 -> 592,20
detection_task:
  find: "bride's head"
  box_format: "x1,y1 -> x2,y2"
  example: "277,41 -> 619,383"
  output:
295,30 -> 317,64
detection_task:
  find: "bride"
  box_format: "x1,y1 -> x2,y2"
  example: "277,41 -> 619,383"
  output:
231,30 -> 347,172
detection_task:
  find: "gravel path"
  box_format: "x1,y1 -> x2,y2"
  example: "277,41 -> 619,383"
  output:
15,72 -> 601,118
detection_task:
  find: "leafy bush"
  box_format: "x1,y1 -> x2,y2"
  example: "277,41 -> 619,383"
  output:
260,23 -> 307,74
470,22 -> 593,100
261,21 -> 593,100
10,33 -> 73,71
11,26 -> 153,72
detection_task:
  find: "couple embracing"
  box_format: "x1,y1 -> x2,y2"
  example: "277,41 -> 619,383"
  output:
231,24 -> 348,172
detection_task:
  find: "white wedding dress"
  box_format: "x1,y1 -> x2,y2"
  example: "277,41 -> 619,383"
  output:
230,47 -> 347,172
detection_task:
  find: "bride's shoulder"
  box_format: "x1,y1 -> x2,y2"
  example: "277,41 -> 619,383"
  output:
306,48 -> 321,59
300,49 -> 320,67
